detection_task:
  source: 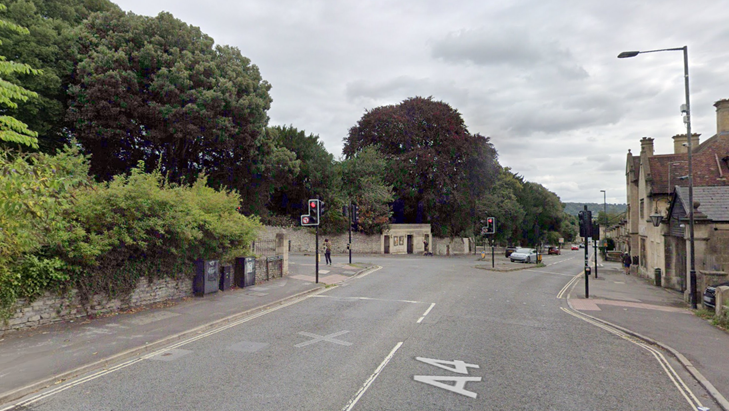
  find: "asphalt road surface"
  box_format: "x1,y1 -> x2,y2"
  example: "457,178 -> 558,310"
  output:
7,252 -> 716,410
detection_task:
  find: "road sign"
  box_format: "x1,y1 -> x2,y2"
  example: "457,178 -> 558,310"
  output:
559,238 -> 564,244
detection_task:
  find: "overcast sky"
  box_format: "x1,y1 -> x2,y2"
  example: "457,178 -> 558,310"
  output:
112,0 -> 729,204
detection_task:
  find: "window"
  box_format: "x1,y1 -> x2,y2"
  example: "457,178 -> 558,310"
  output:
640,199 -> 645,220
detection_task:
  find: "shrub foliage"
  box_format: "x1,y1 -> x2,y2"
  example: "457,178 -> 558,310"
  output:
0,146 -> 260,320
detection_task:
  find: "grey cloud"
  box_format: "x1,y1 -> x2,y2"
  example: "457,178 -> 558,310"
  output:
429,27 -> 588,79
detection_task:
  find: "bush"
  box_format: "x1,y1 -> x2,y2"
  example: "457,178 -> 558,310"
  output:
1,151 -> 261,320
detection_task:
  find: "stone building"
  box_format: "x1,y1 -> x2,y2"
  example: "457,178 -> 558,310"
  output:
624,99 -> 729,299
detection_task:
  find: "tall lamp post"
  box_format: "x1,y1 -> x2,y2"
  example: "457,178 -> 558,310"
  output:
618,46 -> 697,308
600,189 -> 607,231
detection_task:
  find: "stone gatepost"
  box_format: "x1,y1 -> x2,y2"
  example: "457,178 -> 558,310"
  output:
276,232 -> 288,275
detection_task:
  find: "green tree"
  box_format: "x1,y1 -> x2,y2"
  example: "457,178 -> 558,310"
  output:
344,96 -> 499,237
516,182 -> 564,246
266,125 -> 335,223
0,0 -> 119,152
0,4 -> 41,149
67,10 -> 272,191
476,167 -> 525,246
338,146 -> 394,234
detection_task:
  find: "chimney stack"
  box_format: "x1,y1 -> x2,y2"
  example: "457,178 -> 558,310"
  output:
715,99 -> 729,137
673,134 -> 688,154
640,137 -> 654,156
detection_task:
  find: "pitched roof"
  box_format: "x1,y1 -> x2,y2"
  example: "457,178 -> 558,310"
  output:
647,135 -> 729,195
675,186 -> 729,221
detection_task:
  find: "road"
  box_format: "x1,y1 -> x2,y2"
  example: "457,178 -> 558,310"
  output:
7,251 -> 716,410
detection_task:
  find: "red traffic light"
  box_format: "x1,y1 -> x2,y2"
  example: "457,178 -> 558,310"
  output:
487,218 -> 493,223
310,201 -> 318,208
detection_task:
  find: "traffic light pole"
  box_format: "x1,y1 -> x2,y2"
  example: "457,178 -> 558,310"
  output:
315,225 -> 319,284
348,203 -> 352,264
491,235 -> 495,268
583,206 -> 589,299
594,238 -> 598,279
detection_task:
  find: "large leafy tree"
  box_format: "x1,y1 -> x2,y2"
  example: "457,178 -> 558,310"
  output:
338,145 -> 394,234
0,0 -> 119,152
344,96 -> 499,237
0,4 -> 41,149
476,167 -> 526,246
266,125 -> 335,222
67,10 -> 272,192
516,181 -> 564,246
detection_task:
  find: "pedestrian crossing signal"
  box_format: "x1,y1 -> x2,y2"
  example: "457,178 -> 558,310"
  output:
301,198 -> 320,226
483,217 -> 496,234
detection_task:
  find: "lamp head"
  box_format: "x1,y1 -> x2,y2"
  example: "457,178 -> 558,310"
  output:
618,51 -> 640,58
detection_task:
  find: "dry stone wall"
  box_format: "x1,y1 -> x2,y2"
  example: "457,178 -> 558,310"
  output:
2,276 -> 192,334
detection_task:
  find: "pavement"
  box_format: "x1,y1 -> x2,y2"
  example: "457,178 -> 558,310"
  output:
567,258 -> 729,411
0,255 -> 376,406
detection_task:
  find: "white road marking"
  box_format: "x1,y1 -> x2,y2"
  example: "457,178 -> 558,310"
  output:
295,330 -> 352,348
342,342 -> 403,411
415,357 -> 478,374
413,376 -> 482,398
417,303 -> 436,323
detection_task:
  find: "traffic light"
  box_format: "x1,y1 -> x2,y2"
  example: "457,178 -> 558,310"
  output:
592,222 -> 600,240
301,199 -> 320,226
309,199 -> 319,225
485,217 -> 496,234
579,210 -> 592,238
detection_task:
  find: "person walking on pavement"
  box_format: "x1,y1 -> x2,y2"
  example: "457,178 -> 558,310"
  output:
622,252 -> 632,275
324,238 -> 332,265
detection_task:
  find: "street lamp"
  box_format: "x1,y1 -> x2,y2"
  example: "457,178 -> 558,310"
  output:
618,46 -> 697,308
600,190 -> 607,228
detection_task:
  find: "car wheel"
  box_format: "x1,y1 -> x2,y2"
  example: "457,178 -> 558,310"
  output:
526,257 -> 531,264
510,259 -> 515,263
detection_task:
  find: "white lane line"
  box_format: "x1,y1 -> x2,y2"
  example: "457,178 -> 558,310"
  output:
342,342 -> 403,411
416,303 -> 436,324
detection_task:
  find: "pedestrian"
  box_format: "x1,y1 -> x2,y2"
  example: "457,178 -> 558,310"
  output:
423,238 -> 429,256
324,239 -> 332,265
622,252 -> 631,275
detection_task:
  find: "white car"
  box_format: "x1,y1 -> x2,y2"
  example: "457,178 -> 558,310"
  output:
510,248 -> 537,263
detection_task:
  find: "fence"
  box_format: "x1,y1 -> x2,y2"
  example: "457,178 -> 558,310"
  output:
253,239 -> 277,256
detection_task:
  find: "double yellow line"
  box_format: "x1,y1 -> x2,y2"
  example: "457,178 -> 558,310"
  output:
557,271 -> 583,299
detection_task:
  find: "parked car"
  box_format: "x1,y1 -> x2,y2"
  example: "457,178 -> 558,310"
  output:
547,246 -> 561,255
579,243 -> 585,248
571,245 -> 579,250
504,247 -> 518,258
703,281 -> 729,309
510,248 -> 537,263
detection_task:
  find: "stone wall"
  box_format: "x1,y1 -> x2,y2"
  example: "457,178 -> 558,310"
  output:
257,226 -> 382,254
258,225 -> 473,256
2,276 -> 192,334
2,232 -> 290,335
